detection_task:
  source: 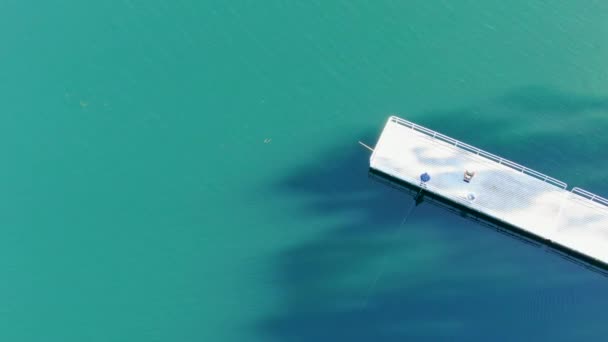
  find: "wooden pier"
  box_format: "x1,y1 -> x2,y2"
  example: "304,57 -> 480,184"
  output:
370,116 -> 608,266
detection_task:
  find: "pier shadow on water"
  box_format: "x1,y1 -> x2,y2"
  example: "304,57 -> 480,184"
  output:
258,87 -> 608,341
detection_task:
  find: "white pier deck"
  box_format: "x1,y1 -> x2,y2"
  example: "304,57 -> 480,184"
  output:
371,116 -> 608,266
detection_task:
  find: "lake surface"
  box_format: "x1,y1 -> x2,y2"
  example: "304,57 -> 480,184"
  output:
1,1 -> 608,341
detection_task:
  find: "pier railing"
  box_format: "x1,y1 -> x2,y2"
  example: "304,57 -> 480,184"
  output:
389,116 -> 568,189
571,187 -> 608,208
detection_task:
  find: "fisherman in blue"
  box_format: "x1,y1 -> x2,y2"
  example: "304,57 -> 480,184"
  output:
415,172 -> 431,205
420,172 -> 431,187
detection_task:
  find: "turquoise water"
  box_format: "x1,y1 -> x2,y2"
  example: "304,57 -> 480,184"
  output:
1,1 -> 608,341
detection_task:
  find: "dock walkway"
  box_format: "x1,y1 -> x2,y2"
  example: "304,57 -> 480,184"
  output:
370,116 -> 608,265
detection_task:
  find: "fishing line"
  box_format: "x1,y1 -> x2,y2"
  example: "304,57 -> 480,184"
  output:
360,189 -> 423,311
